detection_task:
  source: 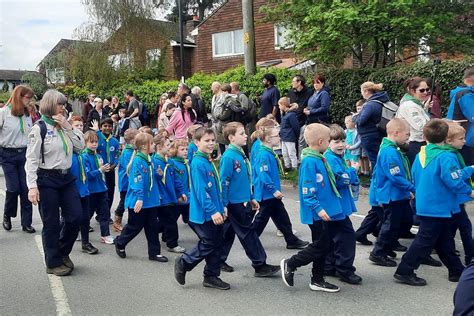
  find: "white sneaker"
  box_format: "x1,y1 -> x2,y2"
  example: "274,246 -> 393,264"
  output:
276,229 -> 298,237
76,233 -> 81,241
168,245 -> 186,253
101,235 -> 115,244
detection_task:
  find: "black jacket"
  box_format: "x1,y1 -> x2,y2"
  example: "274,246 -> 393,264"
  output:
287,86 -> 313,127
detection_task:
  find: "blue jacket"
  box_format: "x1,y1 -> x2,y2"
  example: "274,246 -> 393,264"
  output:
412,151 -> 472,218
298,155 -> 343,224
219,145 -> 254,206
118,145 -> 134,192
280,107 -> 300,143
324,150 -> 358,216
96,131 -> 120,166
125,153 -> 160,209
447,86 -> 474,146
170,157 -> 190,205
254,146 -> 281,201
353,91 -> 388,137
152,154 -> 185,206
307,86 -> 330,123
189,153 -> 224,224
187,142 -> 198,164
453,260 -> 474,316
71,152 -> 89,198
81,150 -> 107,194
374,145 -> 414,204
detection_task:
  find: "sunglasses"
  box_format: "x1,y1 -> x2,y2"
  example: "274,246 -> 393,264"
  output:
417,88 -> 430,93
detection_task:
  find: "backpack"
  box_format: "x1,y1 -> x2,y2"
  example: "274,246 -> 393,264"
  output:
452,88 -> 474,130
36,120 -> 48,165
243,99 -> 257,124
373,100 -> 399,133
138,101 -> 148,125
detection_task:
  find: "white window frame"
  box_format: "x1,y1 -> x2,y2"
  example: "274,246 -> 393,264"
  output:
46,67 -> 65,84
108,52 -> 134,70
212,29 -> 244,58
274,24 -> 293,50
146,48 -> 161,65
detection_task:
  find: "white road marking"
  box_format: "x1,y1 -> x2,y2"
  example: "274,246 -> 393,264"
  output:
34,235 -> 72,316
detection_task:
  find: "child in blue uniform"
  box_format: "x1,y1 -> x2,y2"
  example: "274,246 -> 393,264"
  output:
153,133 -> 187,253
186,124 -> 200,164
114,132 -> 167,262
113,128 -> 139,232
81,131 -> 114,244
280,123 -> 341,293
323,124 -> 362,284
369,118 -> 415,267
69,117 -> 98,254
252,124 -> 308,249
395,119 -> 471,286
174,128 -> 230,290
454,259 -> 474,316
169,139 -> 191,224
220,122 -> 281,277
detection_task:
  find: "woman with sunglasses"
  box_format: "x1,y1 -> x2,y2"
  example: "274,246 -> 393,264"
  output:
396,77 -> 432,164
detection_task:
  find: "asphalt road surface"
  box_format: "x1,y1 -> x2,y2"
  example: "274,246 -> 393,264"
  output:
0,170 -> 471,315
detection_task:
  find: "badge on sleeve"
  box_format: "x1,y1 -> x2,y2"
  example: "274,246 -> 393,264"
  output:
157,166 -> 163,176
234,160 -> 241,173
316,173 -> 324,183
302,187 -> 308,194
389,166 -> 400,175
110,146 -> 115,152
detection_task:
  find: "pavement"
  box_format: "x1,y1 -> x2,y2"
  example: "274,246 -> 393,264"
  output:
0,169 -> 472,315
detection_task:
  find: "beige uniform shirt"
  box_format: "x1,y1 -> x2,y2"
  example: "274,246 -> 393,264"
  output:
0,105 -> 31,148
25,124 -> 85,188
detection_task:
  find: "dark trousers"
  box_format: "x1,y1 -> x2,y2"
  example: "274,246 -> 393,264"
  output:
287,221 -> 330,282
253,198 -> 298,245
89,191 -> 110,236
79,196 -> 91,245
396,216 -> 465,277
177,204 -> 189,224
407,141 -> 426,166
181,221 -> 224,277
115,191 -> 126,217
451,204 -> 474,262
219,143 -> 226,156
221,202 -> 267,267
355,206 -> 383,240
324,216 -> 356,276
373,200 -> 412,257
105,170 -> 115,212
157,205 -> 179,249
115,207 -> 161,256
37,170 -> 81,268
460,145 -> 474,168
0,148 -> 32,226
360,134 -> 381,167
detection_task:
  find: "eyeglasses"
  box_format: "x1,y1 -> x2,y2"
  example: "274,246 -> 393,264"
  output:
417,88 -> 430,93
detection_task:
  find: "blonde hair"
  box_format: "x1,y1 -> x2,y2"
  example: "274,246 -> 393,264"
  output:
153,132 -> 169,148
138,126 -> 154,136
251,117 -> 275,141
126,132 -> 153,175
386,118 -> 409,135
124,128 -> 139,144
446,120 -> 466,139
84,130 -> 98,143
361,81 -> 384,94
304,123 -> 330,146
169,139 -> 188,157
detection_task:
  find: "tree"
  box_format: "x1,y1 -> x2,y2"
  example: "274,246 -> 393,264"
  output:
21,73 -> 48,98
263,0 -> 474,68
165,0 -> 224,22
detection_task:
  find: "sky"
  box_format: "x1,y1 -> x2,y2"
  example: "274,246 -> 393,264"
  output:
0,0 -> 90,70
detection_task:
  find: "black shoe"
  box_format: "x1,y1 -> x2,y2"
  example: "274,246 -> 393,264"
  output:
174,256 -> 186,285
394,273 -> 427,286
369,253 -> 397,267
449,274 -> 461,282
62,256 -> 74,270
88,226 -> 94,232
286,239 -> 309,249
202,276 -> 230,290
356,237 -> 373,246
393,244 -> 407,252
309,278 -> 340,292
149,255 -> 168,262
280,259 -> 294,287
46,264 -> 72,276
2,214 -> 11,231
465,257 -> 472,266
22,226 -> 36,233
324,269 -> 337,277
221,262 -> 234,272
420,255 -> 442,267
387,251 -> 397,258
400,232 -> 416,239
254,264 -> 280,277
82,243 -> 99,255
338,272 -> 363,285
115,242 -> 126,258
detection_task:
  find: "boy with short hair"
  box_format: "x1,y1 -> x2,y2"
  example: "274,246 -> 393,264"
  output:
280,123 -> 342,292
369,118 -> 415,267
278,97 -> 299,171
394,119 -> 472,286
174,128 -> 230,290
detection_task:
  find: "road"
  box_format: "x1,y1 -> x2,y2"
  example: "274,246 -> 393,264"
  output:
0,170 -> 470,315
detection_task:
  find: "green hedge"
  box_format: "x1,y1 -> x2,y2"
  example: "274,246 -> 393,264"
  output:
58,57 -> 473,125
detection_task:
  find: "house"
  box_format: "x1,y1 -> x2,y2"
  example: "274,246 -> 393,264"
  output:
191,0 -> 299,74
0,70 -> 40,92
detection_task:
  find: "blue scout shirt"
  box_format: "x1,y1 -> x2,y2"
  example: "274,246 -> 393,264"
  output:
254,144 -> 282,202
187,142 -> 198,164
81,149 -> 107,194
220,144 -> 254,206
96,131 -> 120,166
189,151 -> 224,224
118,144 -> 134,192
125,152 -> 160,209
71,152 -> 89,198
152,153 -> 185,206
170,156 -> 190,205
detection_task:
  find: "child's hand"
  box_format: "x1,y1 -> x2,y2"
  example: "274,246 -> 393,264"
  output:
470,191 -> 474,199
179,194 -> 187,203
211,212 -> 224,225
273,191 -> 283,200
409,192 -> 415,200
91,120 -> 99,131
318,210 -> 331,221
223,207 -> 228,220
303,108 -> 310,116
250,199 -> 260,210
100,163 -> 111,172
134,200 -> 143,213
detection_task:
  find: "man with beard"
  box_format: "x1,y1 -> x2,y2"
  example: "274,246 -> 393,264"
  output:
259,74 -> 281,123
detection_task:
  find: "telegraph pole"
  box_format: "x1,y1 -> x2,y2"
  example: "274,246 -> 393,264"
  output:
242,0 -> 256,75
177,0 -> 185,82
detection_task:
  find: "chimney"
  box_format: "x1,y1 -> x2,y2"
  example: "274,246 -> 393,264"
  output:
186,15 -> 201,39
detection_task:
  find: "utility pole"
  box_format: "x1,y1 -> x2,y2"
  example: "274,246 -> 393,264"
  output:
242,0 -> 256,75
177,0 -> 185,82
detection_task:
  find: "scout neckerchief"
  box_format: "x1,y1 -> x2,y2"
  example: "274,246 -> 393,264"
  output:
103,133 -> 113,163
446,144 -> 474,189
228,144 -> 253,193
419,143 -> 453,168
325,148 -> 354,197
379,137 -> 411,180
194,150 -> 222,192
403,94 -> 430,115
260,144 -> 284,176
136,151 -> 153,191
172,156 -> 191,188
77,154 -> 86,184
154,153 -> 170,185
84,148 -> 105,181
41,115 -> 71,156
301,147 -> 340,198
7,104 -> 26,134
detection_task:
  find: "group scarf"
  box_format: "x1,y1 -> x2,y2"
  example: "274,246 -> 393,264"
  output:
260,145 -> 285,176
172,156 -> 191,189
153,153 -> 170,185
301,147 -> 340,198
104,134 -> 112,163
136,151 -> 153,192
84,148 -> 106,182
7,104 -> 26,134
324,148 -> 353,198
228,144 -> 253,194
194,150 -> 222,193
379,137 -> 411,180
77,154 -> 87,184
41,115 -> 71,156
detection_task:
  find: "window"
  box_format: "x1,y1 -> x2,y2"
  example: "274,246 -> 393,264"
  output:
107,52 -> 133,70
274,25 -> 293,50
146,48 -> 161,65
212,29 -> 244,57
46,68 -> 65,84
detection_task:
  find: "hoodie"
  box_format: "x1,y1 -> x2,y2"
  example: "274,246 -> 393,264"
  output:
280,103 -> 300,142
447,85 -> 474,147
288,86 -> 312,127
353,91 -> 389,137
307,86 -> 331,124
